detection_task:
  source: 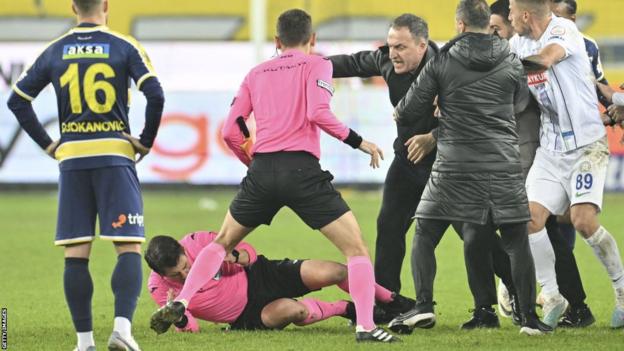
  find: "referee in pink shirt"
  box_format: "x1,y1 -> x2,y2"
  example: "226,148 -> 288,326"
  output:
150,9 -> 399,343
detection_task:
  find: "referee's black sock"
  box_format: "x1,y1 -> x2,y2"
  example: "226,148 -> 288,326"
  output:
111,252 -> 142,321
64,257 -> 93,332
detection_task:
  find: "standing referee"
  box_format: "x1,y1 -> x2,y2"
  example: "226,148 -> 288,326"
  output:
150,9 -> 399,343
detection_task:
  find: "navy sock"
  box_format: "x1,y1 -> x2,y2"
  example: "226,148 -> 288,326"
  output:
64,257 -> 93,332
111,252 -> 143,321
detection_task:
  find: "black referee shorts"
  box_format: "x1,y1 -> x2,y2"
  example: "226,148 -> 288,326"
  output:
229,255 -> 311,330
229,151 -> 350,230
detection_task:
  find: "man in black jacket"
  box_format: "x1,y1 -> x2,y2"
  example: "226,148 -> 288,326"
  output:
388,0 -> 551,336
331,14 -> 521,329
330,15 -> 438,301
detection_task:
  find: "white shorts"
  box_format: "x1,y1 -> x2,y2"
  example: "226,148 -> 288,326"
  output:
526,138 -> 609,216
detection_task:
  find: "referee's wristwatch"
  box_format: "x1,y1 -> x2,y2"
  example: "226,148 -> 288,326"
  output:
231,249 -> 240,263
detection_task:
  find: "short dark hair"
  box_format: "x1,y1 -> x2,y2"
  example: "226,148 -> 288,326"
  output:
490,0 -> 511,23
391,14 -> 429,41
552,0 -> 577,16
515,0 -> 550,16
144,235 -> 185,276
277,9 -> 313,47
456,0 -> 491,29
73,0 -> 102,15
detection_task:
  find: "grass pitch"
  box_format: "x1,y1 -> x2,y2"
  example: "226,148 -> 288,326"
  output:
1,189 -> 623,350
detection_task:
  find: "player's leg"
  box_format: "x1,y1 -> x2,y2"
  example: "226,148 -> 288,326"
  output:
460,221 -> 501,329
526,148 -> 569,327
375,155 -> 427,293
568,139 -> 624,327
94,166 -> 144,351
388,218 -> 449,333
64,243 -> 95,351
57,169 -> 97,351
571,203 -> 624,327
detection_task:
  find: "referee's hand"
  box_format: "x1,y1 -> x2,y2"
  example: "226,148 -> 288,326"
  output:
358,140 -> 384,169
122,132 -> 150,163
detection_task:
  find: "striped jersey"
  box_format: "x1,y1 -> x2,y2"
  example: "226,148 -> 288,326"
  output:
12,22 -> 157,170
509,16 -> 605,152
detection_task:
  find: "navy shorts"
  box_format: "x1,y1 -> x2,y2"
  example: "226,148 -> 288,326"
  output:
55,166 -> 144,246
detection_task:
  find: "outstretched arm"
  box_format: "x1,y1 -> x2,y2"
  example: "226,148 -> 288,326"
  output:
522,43 -> 567,71
328,49 -> 383,78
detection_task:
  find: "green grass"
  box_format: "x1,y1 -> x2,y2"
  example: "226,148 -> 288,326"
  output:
1,189 -> 624,350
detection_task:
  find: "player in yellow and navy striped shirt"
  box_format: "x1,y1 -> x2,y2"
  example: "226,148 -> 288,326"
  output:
6,1 -> 164,350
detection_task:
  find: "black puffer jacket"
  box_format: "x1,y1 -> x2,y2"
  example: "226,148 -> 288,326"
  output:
395,32 -> 530,225
329,42 -> 439,165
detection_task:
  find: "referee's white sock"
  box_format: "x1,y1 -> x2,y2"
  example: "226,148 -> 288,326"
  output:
528,228 -> 559,298
585,226 -> 624,294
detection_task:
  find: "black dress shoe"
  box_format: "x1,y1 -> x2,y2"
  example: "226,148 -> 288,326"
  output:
520,311 -> 554,336
461,306 -> 500,330
558,304 -> 595,328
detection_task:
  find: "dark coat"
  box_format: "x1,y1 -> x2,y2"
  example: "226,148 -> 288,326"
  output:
395,32 -> 530,225
329,42 -> 439,165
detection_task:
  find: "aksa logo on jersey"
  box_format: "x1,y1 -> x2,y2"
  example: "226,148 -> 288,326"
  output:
63,43 -> 110,59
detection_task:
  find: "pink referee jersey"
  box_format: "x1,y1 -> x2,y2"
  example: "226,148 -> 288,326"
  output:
147,231 -> 258,332
222,49 -> 351,165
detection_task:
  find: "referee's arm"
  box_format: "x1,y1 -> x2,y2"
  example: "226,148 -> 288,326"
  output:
223,75 -> 254,166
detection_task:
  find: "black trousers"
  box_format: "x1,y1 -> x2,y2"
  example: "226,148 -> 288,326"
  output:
374,153 -> 430,293
460,216 -> 586,308
545,216 -> 586,307
412,218 -> 536,315
472,216 -> 587,307
461,223 -> 512,307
